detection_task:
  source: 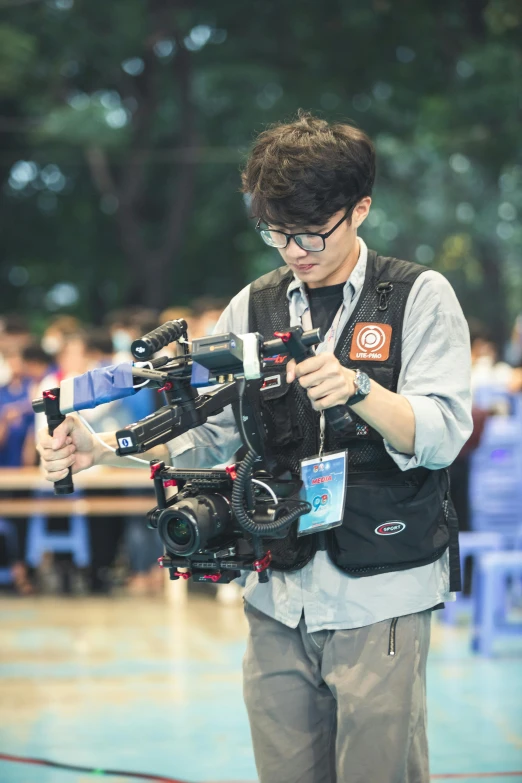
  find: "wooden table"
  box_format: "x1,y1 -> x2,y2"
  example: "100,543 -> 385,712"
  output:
0,496 -> 154,516
0,466 -> 154,491
0,467 -> 155,517
0,467 -> 186,602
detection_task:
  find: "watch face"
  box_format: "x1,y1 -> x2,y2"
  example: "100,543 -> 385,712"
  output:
356,371 -> 371,396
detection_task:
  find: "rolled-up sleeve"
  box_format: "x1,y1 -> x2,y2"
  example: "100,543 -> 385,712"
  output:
166,284 -> 251,467
385,270 -> 473,471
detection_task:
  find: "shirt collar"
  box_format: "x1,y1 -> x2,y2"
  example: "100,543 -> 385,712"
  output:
286,237 -> 368,313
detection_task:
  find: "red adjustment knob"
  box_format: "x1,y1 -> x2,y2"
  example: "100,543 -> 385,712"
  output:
173,570 -> 191,580
150,462 -> 163,480
158,381 -> 174,393
274,331 -> 291,343
43,390 -> 58,400
253,551 -> 272,573
201,573 -> 221,582
225,465 -> 237,480
163,479 -> 177,487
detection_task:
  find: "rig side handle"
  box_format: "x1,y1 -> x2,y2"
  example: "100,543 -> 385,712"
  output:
33,388 -> 74,495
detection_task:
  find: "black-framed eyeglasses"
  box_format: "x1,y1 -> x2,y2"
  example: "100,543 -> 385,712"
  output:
255,210 -> 350,252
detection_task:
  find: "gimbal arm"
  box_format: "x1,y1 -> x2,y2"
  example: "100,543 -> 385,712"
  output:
114,381 -> 240,456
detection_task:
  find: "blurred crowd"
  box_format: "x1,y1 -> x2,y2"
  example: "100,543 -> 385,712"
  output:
0,303 -> 521,598
0,298 -> 227,596
447,314 -> 522,526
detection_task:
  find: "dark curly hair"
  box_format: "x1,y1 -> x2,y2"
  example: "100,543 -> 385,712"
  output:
241,110 -> 376,228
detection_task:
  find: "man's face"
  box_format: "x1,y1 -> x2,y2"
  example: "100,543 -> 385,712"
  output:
273,200 -> 371,288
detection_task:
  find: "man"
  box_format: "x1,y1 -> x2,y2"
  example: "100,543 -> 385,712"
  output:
37,111 -> 472,782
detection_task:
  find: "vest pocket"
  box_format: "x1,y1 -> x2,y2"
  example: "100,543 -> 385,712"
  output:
329,470 -> 450,574
259,373 -> 303,448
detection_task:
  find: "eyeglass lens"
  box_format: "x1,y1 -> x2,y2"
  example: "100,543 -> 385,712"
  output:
259,230 -> 325,252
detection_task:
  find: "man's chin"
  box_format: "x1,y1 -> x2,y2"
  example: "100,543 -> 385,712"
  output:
292,264 -> 320,279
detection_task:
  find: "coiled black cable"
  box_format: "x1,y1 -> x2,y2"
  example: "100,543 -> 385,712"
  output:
232,378 -> 311,535
231,445 -> 311,535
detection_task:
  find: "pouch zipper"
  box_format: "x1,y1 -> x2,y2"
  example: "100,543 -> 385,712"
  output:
347,480 -> 418,488
388,617 -> 398,656
338,543 -> 449,575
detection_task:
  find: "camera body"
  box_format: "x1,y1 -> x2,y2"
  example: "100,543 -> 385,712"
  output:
147,462 -> 304,583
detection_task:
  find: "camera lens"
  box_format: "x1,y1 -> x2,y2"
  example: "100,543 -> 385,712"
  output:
157,493 -> 231,556
158,508 -> 197,555
167,518 -> 192,546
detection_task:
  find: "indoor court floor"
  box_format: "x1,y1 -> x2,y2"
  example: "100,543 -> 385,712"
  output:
0,594 -> 521,783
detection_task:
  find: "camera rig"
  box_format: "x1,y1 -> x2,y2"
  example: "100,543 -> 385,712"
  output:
33,319 -> 353,584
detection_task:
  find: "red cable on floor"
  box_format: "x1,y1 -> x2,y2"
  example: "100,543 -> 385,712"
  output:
1,752 -> 521,780
432,774 -> 522,779
0,753 -> 188,782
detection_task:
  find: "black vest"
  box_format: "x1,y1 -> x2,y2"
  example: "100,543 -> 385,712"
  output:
249,250 -> 461,588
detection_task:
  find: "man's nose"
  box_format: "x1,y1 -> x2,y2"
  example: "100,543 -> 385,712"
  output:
284,237 -> 309,260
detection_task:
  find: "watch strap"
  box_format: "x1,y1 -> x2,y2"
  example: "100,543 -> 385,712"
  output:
346,390 -> 367,406
347,370 -> 370,406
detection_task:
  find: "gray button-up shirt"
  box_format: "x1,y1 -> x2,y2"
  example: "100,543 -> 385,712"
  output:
167,238 -> 472,632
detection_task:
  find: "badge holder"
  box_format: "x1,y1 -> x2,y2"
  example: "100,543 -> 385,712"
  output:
298,411 -> 348,537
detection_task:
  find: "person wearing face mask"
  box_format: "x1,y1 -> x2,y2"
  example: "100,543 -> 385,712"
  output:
40,316 -> 83,363
36,111 -> 472,783
104,308 -> 159,364
191,297 -> 229,338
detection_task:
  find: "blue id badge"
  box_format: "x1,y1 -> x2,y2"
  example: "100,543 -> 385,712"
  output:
298,450 -> 348,537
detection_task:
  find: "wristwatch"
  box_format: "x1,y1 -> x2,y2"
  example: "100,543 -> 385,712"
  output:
347,369 -> 371,406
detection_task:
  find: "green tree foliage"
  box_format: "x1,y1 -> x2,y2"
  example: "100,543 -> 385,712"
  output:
0,0 -> 521,342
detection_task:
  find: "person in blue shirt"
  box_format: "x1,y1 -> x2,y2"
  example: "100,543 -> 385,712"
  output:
0,347 -> 35,467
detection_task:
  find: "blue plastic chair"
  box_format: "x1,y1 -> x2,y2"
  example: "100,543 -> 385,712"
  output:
460,390 -> 522,638
469,395 -> 522,540
0,518 -> 17,585
473,388 -> 522,421
471,550 -> 522,656
26,492 -> 90,569
442,531 -> 506,624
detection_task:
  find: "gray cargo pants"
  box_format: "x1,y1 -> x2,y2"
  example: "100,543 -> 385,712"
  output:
243,603 -> 431,783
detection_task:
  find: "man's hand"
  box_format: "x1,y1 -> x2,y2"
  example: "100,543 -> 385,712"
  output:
36,413 -> 97,483
286,354 -> 357,411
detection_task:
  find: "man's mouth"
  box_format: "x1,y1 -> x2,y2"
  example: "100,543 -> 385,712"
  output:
293,263 -> 317,272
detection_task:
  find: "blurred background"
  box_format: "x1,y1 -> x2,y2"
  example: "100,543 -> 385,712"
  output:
0,1 -> 522,782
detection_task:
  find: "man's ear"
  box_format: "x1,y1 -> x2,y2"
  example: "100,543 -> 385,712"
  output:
353,197 -> 372,229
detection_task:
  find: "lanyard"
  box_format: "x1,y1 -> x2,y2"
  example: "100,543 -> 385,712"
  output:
301,303 -> 344,353
300,303 -> 344,458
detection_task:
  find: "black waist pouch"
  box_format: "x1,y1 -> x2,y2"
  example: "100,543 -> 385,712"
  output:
327,468 -> 450,576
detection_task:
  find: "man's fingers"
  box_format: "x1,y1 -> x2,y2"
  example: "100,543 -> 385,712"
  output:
38,426 -> 74,451
37,427 -> 54,450
307,379 -> 339,401
312,393 -> 340,412
293,355 -> 325,379
37,443 -> 76,462
43,453 -> 76,475
45,467 -> 71,483
51,416 -> 75,450
298,367 -> 338,390
287,355 -> 326,383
